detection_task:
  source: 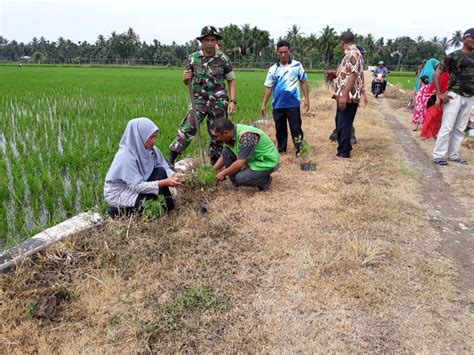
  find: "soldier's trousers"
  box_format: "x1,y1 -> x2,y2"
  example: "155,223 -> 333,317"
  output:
169,106 -> 227,162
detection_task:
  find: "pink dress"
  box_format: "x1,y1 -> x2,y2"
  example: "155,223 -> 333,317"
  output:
411,84 -> 430,125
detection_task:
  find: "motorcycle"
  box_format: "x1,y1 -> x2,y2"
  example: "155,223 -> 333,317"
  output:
372,73 -> 385,98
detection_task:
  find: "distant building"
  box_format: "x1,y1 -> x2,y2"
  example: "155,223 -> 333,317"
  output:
19,56 -> 31,63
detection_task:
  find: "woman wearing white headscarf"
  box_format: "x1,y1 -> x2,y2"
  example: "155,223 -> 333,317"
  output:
104,117 -> 182,218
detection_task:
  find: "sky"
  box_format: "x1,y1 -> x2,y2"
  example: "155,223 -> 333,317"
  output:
1,0 -> 473,45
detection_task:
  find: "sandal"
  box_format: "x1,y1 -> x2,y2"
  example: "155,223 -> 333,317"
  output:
433,158 -> 448,165
448,158 -> 468,165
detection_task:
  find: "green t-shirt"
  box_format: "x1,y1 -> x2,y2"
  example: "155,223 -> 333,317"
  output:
225,124 -> 280,171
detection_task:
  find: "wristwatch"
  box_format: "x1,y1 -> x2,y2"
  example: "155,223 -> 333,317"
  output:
230,99 -> 237,104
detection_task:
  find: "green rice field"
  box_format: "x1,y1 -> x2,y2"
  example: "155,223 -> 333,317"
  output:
387,76 -> 417,91
0,65 -> 323,248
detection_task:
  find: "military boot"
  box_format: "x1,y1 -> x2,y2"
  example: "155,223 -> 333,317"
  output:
168,151 -> 179,168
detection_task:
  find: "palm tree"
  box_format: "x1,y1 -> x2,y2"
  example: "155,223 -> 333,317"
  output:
303,33 -> 319,69
362,33 -> 376,62
318,25 -> 337,64
439,37 -> 449,54
220,24 -> 242,61
286,25 -> 304,58
240,24 -> 252,56
449,30 -> 463,49
430,36 -> 440,44
286,25 -> 302,42
415,36 -> 424,44
123,27 -> 140,64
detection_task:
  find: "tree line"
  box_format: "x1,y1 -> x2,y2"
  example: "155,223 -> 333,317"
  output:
0,25 -> 465,70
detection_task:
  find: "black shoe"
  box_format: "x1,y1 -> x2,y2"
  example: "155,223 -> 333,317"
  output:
329,129 -> 337,142
351,136 -> 357,145
258,176 -> 272,192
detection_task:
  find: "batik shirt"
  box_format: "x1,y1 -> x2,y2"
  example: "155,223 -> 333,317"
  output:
441,49 -> 474,97
264,59 -> 307,109
334,44 -> 364,101
189,50 -> 235,110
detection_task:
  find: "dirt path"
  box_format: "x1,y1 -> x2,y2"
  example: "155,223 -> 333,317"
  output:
378,98 -> 474,292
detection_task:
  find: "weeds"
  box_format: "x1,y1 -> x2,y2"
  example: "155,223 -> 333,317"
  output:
347,238 -> 385,267
163,285 -> 228,317
25,302 -> 36,319
141,195 -> 167,221
399,165 -> 417,179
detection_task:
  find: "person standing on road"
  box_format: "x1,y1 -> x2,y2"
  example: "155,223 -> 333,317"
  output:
260,40 -> 310,155
332,31 -> 364,160
329,44 -> 367,144
432,28 -> 474,166
168,25 -> 237,167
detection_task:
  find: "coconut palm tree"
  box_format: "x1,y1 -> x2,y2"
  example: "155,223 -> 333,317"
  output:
318,25 -> 337,64
123,27 -> 140,64
220,24 -> 242,61
439,37 -> 449,54
449,30 -> 463,49
286,25 -> 302,42
362,33 -> 376,63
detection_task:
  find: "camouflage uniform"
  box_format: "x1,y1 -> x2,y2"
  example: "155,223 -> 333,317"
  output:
169,49 -> 235,163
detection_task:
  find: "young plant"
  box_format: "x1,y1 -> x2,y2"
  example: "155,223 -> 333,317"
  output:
196,164 -> 217,186
185,164 -> 217,188
296,137 -> 313,161
140,195 -> 167,221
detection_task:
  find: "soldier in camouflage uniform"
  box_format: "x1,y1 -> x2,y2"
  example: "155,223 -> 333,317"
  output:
169,25 -> 237,166
433,28 -> 474,166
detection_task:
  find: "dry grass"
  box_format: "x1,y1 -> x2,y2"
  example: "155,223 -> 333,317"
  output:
1,86 -> 473,353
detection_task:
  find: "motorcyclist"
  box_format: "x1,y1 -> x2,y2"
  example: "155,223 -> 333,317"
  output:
372,60 -> 388,93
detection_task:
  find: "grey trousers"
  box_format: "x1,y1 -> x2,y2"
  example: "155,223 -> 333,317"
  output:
433,92 -> 473,160
222,147 -> 273,189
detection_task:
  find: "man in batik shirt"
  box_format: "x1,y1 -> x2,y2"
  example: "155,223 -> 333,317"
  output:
332,31 -> 364,159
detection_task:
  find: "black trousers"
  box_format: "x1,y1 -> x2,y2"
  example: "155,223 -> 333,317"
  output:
331,111 -> 356,140
336,103 -> 359,158
108,167 -> 174,218
222,148 -> 273,190
272,107 -> 303,153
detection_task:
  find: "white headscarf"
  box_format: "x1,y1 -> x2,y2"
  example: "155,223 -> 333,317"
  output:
105,117 -> 164,184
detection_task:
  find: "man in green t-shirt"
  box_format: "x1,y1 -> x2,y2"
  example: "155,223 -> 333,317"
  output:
433,28 -> 474,166
210,118 -> 280,192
